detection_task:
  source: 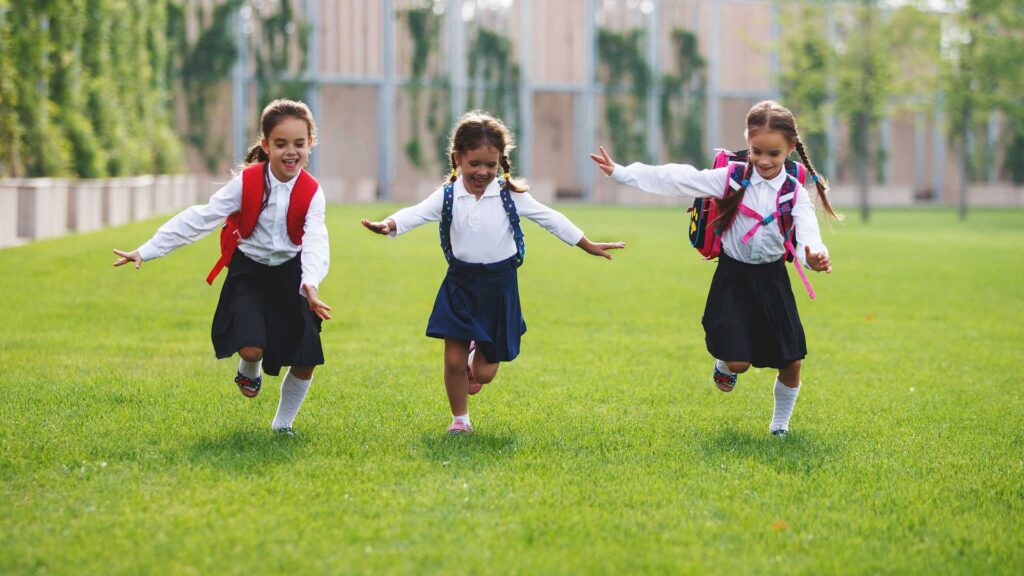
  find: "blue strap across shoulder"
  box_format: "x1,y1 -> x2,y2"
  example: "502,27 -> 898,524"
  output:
440,181 -> 525,267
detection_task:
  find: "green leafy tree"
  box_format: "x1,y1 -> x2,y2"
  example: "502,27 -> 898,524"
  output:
402,6 -> 450,170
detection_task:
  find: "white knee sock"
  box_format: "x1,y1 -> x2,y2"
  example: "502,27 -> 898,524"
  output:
271,370 -> 312,430
770,379 -> 800,432
238,357 -> 262,379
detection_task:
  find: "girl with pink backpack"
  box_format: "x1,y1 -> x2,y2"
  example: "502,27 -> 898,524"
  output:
591,100 -> 842,436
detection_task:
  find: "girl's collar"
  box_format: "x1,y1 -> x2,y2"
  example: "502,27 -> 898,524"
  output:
454,176 -> 502,198
267,164 -> 300,188
750,166 -> 788,190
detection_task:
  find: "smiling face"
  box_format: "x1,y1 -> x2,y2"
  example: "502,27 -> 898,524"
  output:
455,143 -> 501,196
747,129 -> 796,180
261,117 -> 312,181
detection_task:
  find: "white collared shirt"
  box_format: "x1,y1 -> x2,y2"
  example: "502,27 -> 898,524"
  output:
611,162 -> 827,268
136,169 -> 330,295
387,177 -> 585,264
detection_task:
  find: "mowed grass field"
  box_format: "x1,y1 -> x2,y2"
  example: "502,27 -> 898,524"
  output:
0,203 -> 1021,575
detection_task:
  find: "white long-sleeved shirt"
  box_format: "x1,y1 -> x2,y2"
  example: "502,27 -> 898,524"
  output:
387,177 -> 585,264
611,162 -> 827,268
136,169 -> 330,296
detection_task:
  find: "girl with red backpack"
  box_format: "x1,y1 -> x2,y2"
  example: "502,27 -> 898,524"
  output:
591,100 -> 841,436
362,111 -> 624,435
112,99 -> 331,437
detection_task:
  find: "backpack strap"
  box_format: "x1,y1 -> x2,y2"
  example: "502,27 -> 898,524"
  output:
285,169 -> 319,245
237,163 -> 266,238
498,182 -> 526,267
439,183 -> 455,264
206,164 -> 266,285
438,180 -> 526,267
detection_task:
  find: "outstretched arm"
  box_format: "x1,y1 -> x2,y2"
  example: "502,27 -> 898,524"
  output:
590,145 -> 726,198
576,236 -> 626,260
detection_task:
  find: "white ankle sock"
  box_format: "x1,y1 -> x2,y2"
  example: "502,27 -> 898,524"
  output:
453,414 -> 472,426
271,370 -> 312,430
770,379 -> 800,432
238,358 -> 262,379
715,359 -> 736,375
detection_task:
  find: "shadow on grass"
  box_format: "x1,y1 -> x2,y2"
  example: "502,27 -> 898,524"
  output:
411,430 -> 521,465
697,427 -> 841,475
188,428 -> 302,474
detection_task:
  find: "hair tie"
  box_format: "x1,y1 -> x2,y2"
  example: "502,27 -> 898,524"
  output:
811,175 -> 820,183
741,179 -> 750,187
451,168 -> 458,177
503,171 -> 511,180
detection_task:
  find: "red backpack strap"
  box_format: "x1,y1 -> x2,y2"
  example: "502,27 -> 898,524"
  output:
285,169 -> 320,245
206,163 -> 266,285
238,163 -> 266,238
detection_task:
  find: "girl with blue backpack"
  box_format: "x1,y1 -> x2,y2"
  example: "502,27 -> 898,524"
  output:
590,100 -> 841,436
362,110 -> 624,435
112,99 -> 331,437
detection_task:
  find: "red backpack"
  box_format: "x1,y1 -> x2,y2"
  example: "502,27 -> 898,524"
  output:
206,162 -> 319,284
686,149 -> 816,298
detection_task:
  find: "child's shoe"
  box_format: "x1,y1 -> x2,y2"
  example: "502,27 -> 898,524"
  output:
771,428 -> 789,437
447,420 -> 474,435
272,427 -> 297,437
235,371 -> 262,398
712,360 -> 737,392
466,340 -> 482,395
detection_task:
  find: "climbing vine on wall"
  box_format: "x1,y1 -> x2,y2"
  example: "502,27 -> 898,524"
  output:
252,0 -> 311,109
466,26 -> 520,131
597,27 -> 651,164
660,28 -> 705,165
402,6 -> 451,170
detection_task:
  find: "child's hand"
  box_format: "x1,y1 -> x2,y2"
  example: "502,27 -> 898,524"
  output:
805,246 -> 832,273
361,218 -> 394,235
577,237 -> 626,260
112,249 -> 142,269
303,284 -> 333,320
589,146 -> 616,176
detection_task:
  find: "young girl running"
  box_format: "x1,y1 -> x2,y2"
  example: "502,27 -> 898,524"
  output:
362,110 -> 624,435
591,100 -> 840,436
112,99 -> 331,436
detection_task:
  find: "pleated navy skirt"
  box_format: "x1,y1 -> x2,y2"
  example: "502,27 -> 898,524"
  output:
701,252 -> 806,369
426,256 -> 526,363
211,250 -> 324,376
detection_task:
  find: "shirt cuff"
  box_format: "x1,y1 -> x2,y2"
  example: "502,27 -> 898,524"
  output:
136,241 -> 161,262
609,164 -> 629,183
299,280 -> 319,298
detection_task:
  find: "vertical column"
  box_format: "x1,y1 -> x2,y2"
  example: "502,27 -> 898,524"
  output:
932,92 -> 945,202
987,110 -> 998,184
518,0 -> 533,177
232,5 -> 248,167
769,0 -> 781,100
880,110 -> 891,184
914,110 -> 925,195
305,0 -> 321,176
706,1 -> 721,152
825,4 -> 838,181
645,0 -> 661,163
378,0 -> 396,200
580,0 -> 598,200
448,0 -> 467,121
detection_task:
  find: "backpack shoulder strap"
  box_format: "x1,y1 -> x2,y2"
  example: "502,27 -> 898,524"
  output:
238,163 -> 266,238
285,169 -> 319,245
498,182 -> 525,267
439,183 -> 455,264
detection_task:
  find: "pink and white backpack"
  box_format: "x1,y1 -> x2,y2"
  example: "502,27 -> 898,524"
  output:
686,148 -> 815,298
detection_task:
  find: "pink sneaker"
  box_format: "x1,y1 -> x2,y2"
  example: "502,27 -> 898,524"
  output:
447,420 -> 474,435
466,341 -> 482,395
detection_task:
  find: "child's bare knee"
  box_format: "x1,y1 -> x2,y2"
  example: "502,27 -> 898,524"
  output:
290,366 -> 314,380
238,347 -> 264,362
726,361 -> 751,373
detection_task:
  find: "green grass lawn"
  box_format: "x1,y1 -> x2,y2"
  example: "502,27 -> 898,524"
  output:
1,204 -> 1022,575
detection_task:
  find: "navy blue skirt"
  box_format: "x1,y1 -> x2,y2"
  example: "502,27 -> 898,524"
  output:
426,256 -> 526,363
211,250 -> 324,376
701,252 -> 806,369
